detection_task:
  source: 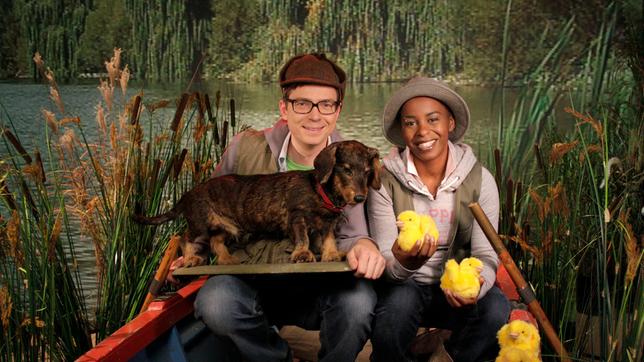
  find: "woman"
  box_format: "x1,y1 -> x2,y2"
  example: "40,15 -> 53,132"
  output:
368,77 -> 510,362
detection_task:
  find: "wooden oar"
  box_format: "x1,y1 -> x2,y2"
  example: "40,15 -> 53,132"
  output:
469,202 -> 570,362
139,235 -> 182,314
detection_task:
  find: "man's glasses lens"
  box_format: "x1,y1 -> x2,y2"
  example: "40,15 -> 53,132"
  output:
288,99 -> 338,115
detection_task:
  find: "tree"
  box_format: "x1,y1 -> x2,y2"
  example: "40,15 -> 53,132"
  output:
77,0 -> 131,73
207,0 -> 264,77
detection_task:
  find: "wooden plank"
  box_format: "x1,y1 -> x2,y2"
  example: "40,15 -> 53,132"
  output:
173,261 -> 352,276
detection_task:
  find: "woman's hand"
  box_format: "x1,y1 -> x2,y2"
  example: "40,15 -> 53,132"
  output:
392,233 -> 438,270
442,276 -> 484,307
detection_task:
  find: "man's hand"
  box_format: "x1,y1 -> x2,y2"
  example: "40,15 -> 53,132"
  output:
392,233 -> 438,270
166,256 -> 185,285
346,238 -> 386,279
442,276 -> 484,308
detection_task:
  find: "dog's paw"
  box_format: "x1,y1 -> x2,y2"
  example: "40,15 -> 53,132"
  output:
216,255 -> 240,265
321,250 -> 342,262
183,255 -> 207,267
290,249 -> 316,263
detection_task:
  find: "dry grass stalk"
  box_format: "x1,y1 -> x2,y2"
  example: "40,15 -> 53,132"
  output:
120,65 -> 130,97
32,52 -> 45,76
549,140 -> 579,164
146,99 -> 170,114
21,317 -> 45,328
619,209 -> 640,283
542,230 -> 553,257
193,119 -> 207,142
98,79 -> 114,112
505,223 -> 543,262
47,212 -> 62,262
105,48 -> 122,87
95,103 -> 107,136
59,128 -> 78,155
60,117 -> 81,127
579,143 -> 603,164
22,163 -> 42,183
529,188 -> 547,222
0,286 -> 11,329
565,107 -> 604,142
49,86 -> 65,114
549,182 -> 570,218
42,109 -> 58,134
7,210 -> 23,267
109,123 -> 118,150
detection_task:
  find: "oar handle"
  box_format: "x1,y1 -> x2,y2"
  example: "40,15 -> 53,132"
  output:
469,202 -> 570,362
139,235 -> 182,314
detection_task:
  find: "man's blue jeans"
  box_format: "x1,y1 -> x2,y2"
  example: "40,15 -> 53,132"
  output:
194,274 -> 376,362
370,280 -> 511,362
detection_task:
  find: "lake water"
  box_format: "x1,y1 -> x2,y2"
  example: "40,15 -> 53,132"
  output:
0,79 -> 531,308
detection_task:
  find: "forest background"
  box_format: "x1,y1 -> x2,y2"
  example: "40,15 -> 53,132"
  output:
0,0 -> 637,84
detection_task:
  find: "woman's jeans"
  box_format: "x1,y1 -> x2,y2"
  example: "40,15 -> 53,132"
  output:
194,274 -> 376,362
370,280 -> 511,362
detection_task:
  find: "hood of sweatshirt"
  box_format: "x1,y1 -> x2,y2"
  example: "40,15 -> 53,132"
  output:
383,141 -> 478,198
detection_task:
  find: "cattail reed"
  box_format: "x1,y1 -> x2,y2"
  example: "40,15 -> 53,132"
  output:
3,129 -> 32,164
204,93 -> 213,122
171,93 -> 190,134
173,149 -> 188,180
221,121 -> 229,148
129,95 -> 142,125
493,149 -> 502,186
230,99 -> 236,129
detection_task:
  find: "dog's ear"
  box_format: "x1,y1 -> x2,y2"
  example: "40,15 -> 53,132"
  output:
314,143 -> 338,184
368,147 -> 381,189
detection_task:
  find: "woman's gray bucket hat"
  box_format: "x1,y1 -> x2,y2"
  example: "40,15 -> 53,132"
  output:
382,77 -> 470,147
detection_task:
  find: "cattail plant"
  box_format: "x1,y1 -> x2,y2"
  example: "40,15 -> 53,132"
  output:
0,48 -> 241,359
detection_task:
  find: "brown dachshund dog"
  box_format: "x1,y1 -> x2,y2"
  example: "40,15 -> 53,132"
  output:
134,140 -> 381,267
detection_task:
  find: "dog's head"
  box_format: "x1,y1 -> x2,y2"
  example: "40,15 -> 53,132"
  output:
314,140 -> 381,205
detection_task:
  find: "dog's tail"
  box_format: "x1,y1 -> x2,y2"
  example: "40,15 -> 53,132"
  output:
132,209 -> 180,225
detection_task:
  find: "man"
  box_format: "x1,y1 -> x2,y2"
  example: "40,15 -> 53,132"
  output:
190,53 -> 385,361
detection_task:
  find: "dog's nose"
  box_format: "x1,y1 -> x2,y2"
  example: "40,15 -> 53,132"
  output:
354,195 -> 366,203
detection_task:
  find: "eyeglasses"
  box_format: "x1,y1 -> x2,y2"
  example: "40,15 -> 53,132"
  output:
285,99 -> 340,115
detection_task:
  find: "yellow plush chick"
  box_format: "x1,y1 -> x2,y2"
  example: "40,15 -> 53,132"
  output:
495,346 -> 540,362
396,211 -> 440,252
497,320 -> 541,362
419,214 -> 439,243
396,211 -> 425,252
440,257 -> 484,299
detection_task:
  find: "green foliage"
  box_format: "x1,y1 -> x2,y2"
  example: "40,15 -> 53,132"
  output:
77,0 -> 131,73
207,0 -> 263,77
13,0 -> 90,80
